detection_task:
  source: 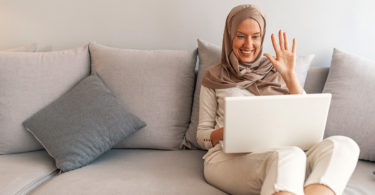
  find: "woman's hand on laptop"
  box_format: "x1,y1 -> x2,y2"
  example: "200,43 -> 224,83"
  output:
210,128 -> 224,147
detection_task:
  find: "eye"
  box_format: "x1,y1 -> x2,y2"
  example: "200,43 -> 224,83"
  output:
252,35 -> 260,39
237,35 -> 246,39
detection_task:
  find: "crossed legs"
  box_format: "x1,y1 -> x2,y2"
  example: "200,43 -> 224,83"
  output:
204,136 -> 359,195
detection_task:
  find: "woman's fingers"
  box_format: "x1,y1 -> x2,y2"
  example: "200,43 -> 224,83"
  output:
272,30 -> 296,56
292,38 -> 296,53
279,30 -> 285,50
263,53 -> 278,66
271,34 -> 280,55
283,32 -> 289,50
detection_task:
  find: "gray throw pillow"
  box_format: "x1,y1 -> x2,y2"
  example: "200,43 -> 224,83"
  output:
323,48 -> 375,161
181,39 -> 315,149
89,43 -> 196,150
23,75 -> 146,172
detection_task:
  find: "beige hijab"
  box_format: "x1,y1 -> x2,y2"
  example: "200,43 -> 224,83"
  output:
202,4 -> 289,95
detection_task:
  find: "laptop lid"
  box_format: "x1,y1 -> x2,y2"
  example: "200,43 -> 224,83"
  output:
223,93 -> 331,153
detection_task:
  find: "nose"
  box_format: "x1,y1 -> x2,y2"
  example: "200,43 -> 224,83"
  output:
243,36 -> 252,48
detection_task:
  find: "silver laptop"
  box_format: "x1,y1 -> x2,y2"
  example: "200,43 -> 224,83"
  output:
222,93 -> 332,153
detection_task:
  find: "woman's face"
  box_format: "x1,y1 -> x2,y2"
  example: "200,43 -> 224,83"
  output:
232,18 -> 262,63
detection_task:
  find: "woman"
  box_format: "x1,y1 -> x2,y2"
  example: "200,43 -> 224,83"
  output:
197,4 -> 359,195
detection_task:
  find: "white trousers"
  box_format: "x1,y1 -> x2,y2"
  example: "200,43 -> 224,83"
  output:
203,136 -> 360,195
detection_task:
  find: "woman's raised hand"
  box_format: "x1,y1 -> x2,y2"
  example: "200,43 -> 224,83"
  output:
263,30 -> 296,78
264,30 -> 304,94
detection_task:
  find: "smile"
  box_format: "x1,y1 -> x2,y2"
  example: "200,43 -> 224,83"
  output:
240,49 -> 255,55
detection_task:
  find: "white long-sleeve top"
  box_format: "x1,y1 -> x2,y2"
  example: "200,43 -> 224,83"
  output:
196,85 -> 306,150
197,86 -> 255,150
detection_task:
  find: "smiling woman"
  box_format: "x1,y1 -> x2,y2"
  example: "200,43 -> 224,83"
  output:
197,4 -> 360,195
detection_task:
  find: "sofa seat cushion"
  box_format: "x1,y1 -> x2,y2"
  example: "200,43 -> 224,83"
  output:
0,151 -> 57,195
344,160 -> 375,195
27,149 -> 375,195
30,149 -> 225,195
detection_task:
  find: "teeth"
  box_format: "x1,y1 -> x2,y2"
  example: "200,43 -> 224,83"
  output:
241,50 -> 253,54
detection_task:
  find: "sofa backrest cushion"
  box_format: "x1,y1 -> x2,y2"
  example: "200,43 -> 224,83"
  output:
304,66 -> 329,93
323,48 -> 375,161
89,43 -> 197,150
0,46 -> 90,154
181,39 -> 315,149
180,40 -> 221,149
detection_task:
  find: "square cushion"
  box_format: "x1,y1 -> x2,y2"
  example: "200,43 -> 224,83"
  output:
89,43 -> 197,150
0,46 -> 90,154
181,39 -> 315,149
23,75 -> 146,172
323,48 -> 375,161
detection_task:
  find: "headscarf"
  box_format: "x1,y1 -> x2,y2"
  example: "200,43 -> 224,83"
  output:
202,4 -> 289,95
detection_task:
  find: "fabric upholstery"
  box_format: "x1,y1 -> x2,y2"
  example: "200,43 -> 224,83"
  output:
344,160 -> 375,195
323,48 -> 375,161
304,66 -> 329,93
181,40 -> 220,149
23,75 -> 146,172
0,151 -> 57,195
27,150 -> 375,195
89,43 -> 197,150
0,46 -> 90,154
30,149 -> 226,195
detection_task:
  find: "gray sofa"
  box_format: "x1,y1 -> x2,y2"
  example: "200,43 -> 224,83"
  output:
1,44 -> 375,195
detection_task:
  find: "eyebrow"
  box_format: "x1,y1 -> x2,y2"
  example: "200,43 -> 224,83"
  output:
237,31 -> 261,35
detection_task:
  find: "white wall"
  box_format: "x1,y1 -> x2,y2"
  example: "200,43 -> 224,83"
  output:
0,0 -> 374,66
